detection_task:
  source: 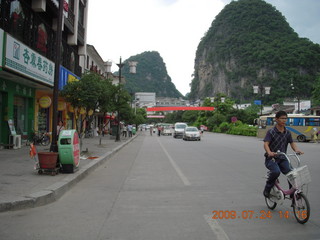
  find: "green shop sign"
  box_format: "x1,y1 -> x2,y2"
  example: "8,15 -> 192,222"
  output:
4,33 -> 55,86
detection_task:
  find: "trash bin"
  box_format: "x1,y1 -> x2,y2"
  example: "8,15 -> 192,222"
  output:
58,130 -> 80,173
132,127 -> 136,135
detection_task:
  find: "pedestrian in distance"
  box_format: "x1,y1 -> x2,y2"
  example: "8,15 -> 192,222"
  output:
150,126 -> 153,136
122,124 -> 127,138
57,120 -> 65,139
157,125 -> 161,136
128,124 -> 133,137
312,127 -> 318,144
263,111 -> 304,199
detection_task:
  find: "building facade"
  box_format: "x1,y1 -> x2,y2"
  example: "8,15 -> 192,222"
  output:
0,0 -> 88,146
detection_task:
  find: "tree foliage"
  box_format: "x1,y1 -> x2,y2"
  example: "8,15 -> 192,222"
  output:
59,72 -> 117,133
312,75 -> 320,106
190,0 -> 320,104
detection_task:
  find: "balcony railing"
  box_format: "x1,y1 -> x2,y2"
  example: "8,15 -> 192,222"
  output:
65,7 -> 75,32
77,22 -> 85,44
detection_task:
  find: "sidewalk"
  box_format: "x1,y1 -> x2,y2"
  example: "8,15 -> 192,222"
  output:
0,133 -> 138,212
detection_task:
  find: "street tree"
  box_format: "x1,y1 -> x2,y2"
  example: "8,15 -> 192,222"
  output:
312,75 -> 320,106
60,72 -> 116,135
133,108 -> 147,126
182,111 -> 198,124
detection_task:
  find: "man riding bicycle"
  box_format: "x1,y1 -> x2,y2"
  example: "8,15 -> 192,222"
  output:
263,111 -> 304,198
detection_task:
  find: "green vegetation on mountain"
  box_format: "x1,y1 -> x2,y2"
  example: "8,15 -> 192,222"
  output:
190,0 -> 320,104
121,51 -> 183,98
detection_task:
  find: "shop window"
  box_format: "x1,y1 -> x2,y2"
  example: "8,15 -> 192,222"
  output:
36,23 -> 48,55
67,112 -> 74,129
70,51 -> 75,72
9,0 -> 25,41
78,2 -> 84,25
38,108 -> 49,133
13,96 -> 27,134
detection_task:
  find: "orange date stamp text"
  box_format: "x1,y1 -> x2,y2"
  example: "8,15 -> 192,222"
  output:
211,210 -> 307,220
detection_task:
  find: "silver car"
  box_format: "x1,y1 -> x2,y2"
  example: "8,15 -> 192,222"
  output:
183,127 -> 201,141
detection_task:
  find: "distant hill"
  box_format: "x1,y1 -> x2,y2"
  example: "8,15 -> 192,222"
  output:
121,51 -> 183,98
189,0 -> 320,103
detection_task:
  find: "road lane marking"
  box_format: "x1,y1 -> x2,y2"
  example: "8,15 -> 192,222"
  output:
204,215 -> 230,240
157,139 -> 191,186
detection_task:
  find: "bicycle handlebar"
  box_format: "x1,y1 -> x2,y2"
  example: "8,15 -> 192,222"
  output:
275,151 -> 301,168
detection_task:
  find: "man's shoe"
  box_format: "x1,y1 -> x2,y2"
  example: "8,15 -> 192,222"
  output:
263,189 -> 270,198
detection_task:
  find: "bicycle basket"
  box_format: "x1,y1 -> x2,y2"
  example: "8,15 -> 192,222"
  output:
286,165 -> 311,188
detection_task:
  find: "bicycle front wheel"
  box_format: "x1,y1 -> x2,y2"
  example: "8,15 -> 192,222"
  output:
41,136 -> 50,146
265,197 -> 277,210
293,193 -> 310,224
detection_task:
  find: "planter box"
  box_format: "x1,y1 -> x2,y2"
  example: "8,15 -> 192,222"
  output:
38,152 -> 58,169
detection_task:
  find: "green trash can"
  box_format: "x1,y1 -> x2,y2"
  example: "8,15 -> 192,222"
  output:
58,130 -> 80,173
132,126 -> 136,135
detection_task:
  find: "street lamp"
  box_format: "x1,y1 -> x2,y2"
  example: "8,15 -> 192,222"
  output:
110,58 -> 137,142
135,97 -> 140,115
291,79 -> 300,113
115,57 -> 124,142
253,85 -> 271,115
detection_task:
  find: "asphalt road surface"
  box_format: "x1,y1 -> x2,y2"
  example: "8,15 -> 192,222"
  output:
1,131 -> 319,240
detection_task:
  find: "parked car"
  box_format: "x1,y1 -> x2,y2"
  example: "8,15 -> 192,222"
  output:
162,125 -> 172,135
173,122 -> 188,138
183,127 -> 201,141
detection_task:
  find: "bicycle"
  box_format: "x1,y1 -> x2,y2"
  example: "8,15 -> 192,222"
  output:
85,128 -> 94,138
26,131 -> 51,146
264,152 -> 312,224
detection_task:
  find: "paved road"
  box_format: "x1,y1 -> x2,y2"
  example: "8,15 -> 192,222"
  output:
0,132 -> 319,240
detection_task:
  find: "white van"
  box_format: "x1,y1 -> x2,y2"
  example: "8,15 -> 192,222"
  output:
173,122 -> 188,138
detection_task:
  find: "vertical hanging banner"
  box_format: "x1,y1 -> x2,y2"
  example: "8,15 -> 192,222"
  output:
59,66 -> 80,90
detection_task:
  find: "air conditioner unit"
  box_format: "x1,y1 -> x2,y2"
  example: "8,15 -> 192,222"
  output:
9,135 -> 21,149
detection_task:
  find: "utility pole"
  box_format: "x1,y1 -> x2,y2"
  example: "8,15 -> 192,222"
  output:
50,0 -> 64,152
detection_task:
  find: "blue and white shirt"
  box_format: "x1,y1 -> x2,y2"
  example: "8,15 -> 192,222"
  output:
264,126 -> 293,160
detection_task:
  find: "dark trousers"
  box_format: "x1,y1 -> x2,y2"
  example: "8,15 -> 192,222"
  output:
265,158 -> 292,190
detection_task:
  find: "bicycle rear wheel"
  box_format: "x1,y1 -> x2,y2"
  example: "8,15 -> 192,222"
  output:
41,136 -> 50,146
293,193 -> 310,224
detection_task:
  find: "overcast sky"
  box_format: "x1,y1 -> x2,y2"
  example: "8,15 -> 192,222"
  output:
87,0 -> 320,96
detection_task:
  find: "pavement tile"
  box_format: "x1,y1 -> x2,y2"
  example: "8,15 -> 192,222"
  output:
0,134 -> 137,212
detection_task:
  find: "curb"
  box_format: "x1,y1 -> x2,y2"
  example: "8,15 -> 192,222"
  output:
0,135 -> 137,213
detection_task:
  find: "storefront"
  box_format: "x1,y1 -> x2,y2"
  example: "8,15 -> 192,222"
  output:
0,78 -> 35,144
0,30 -> 54,145
34,65 -> 80,137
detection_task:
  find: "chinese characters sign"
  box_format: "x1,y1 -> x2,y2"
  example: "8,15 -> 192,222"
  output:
5,34 -> 55,86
